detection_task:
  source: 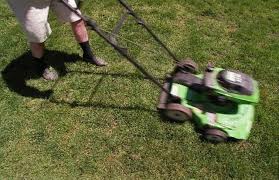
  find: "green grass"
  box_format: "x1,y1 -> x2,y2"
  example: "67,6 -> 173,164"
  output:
0,0 -> 278,179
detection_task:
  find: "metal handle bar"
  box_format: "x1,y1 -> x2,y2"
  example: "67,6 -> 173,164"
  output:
117,0 -> 180,63
60,0 -> 174,97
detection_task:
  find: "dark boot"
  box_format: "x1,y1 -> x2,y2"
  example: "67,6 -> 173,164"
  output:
79,41 -> 107,66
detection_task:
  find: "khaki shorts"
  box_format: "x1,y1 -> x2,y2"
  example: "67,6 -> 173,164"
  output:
7,0 -> 81,43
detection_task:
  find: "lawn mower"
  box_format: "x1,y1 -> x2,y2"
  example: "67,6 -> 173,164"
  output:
158,62 -> 259,142
62,0 -> 260,142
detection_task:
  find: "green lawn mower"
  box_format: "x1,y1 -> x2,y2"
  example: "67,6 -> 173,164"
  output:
62,0 -> 260,143
157,60 -> 260,142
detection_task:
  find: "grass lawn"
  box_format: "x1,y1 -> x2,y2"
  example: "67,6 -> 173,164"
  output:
0,0 -> 278,179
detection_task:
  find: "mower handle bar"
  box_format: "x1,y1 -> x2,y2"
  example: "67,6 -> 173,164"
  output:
60,0 -> 174,97
117,0 -> 180,63
74,0 -> 179,63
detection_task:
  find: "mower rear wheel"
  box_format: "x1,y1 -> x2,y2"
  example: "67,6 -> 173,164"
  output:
176,59 -> 198,74
204,128 -> 228,143
165,103 -> 192,122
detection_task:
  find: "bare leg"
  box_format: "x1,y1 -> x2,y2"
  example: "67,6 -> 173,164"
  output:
71,19 -> 88,43
30,42 -> 45,58
71,19 -> 107,66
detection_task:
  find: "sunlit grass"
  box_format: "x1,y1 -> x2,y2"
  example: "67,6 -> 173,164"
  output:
0,0 -> 278,178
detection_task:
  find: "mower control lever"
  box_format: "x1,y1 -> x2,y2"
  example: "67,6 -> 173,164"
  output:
204,63 -> 215,89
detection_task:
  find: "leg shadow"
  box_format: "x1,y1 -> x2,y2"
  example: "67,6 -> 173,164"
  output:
1,50 -> 81,99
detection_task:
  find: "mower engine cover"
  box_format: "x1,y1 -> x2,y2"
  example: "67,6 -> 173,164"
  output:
217,70 -> 254,96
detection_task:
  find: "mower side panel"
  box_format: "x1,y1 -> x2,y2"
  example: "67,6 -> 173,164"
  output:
216,104 -> 255,140
194,104 -> 255,140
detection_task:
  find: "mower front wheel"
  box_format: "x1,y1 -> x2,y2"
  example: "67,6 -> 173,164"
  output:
164,103 -> 192,123
203,128 -> 228,143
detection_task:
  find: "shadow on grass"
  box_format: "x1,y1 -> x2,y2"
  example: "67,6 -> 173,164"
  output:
49,99 -> 158,112
2,50 -> 159,112
48,73 -> 158,113
67,70 -> 165,81
2,50 -> 80,99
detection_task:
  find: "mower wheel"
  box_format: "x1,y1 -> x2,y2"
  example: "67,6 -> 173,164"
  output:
204,128 -> 228,143
176,59 -> 198,74
165,103 -> 192,122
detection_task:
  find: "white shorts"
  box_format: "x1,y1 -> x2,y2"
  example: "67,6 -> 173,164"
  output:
7,0 -> 81,43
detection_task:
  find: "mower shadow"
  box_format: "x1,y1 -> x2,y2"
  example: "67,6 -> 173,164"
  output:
67,70 -> 165,81
49,99 -> 158,113
2,50 -> 80,99
48,71 -> 159,113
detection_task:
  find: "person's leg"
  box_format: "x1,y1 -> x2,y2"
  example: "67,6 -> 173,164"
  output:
30,42 -> 58,81
71,19 -> 88,43
71,19 -> 107,66
30,42 -> 45,59
7,0 -> 58,80
52,0 -> 107,66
